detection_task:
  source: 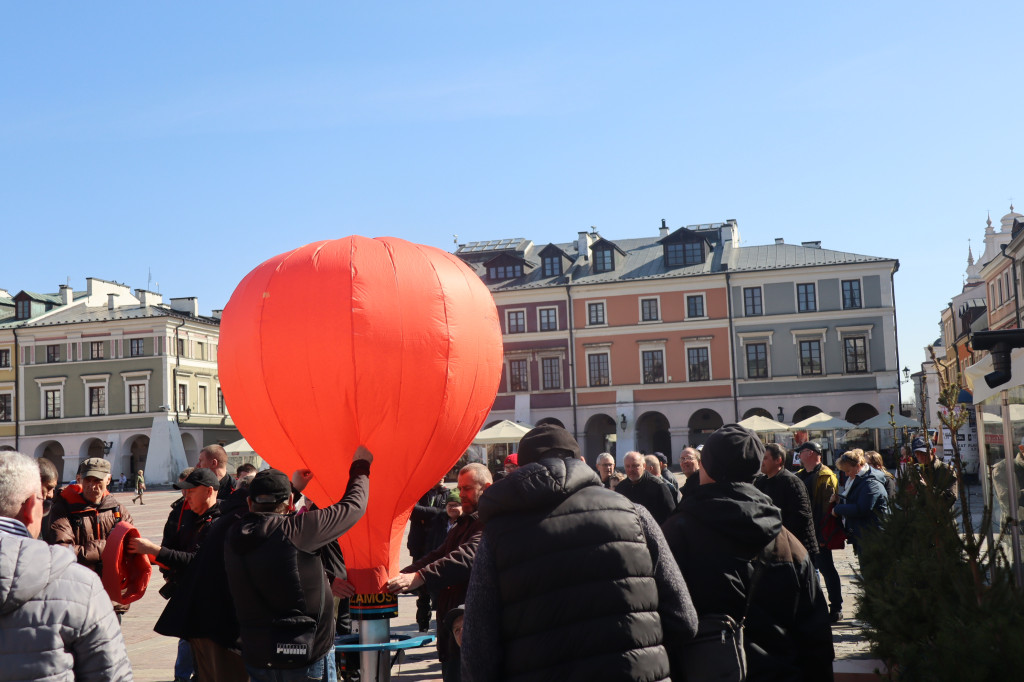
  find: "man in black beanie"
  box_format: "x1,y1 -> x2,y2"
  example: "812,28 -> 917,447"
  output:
661,424 -> 835,681
461,424 -> 697,682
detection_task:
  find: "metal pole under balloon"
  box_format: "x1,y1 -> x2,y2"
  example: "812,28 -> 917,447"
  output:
359,619 -> 391,682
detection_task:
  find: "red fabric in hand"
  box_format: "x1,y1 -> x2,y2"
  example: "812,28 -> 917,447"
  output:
101,521 -> 152,604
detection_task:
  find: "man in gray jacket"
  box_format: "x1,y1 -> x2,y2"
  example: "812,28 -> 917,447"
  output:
0,451 -> 132,682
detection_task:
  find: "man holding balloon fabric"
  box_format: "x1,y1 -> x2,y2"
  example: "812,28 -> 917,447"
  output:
387,462 -> 492,682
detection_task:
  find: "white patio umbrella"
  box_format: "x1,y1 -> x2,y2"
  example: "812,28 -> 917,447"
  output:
857,413 -> 920,429
737,414 -> 791,432
788,413 -> 857,431
472,420 -> 532,444
223,437 -> 256,453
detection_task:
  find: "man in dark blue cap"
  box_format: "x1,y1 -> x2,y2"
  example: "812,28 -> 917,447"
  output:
663,424 -> 834,680
909,435 -> 958,507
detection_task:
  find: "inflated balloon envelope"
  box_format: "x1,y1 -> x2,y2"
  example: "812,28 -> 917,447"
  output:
219,236 -> 503,594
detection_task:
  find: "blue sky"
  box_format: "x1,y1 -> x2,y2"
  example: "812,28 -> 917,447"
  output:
2,2 -> 1022,385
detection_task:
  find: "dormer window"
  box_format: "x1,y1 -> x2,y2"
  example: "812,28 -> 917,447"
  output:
542,256 -> 562,277
487,264 -> 522,281
665,241 -> 704,267
594,248 -> 614,273
15,300 -> 30,319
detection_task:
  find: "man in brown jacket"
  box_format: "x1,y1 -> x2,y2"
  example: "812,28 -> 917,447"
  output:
48,456 -> 133,619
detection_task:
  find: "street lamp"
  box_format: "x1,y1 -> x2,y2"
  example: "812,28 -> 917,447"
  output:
902,366 -> 910,382
777,406 -> 785,422
620,414 -> 628,431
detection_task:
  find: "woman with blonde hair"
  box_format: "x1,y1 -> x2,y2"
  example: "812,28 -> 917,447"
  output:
864,450 -> 896,500
829,449 -> 888,553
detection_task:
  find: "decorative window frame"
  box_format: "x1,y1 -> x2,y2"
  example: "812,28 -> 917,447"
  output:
637,339 -> 668,384
538,354 -> 564,391
505,308 -> 527,334
81,373 -> 111,417
121,370 -> 152,414
836,324 -> 873,374
505,356 -> 531,393
639,296 -> 661,323
743,286 -> 763,316
841,278 -> 864,310
584,343 -> 613,387
685,292 -> 708,320
682,336 -> 714,382
738,331 -> 774,379
537,307 -> 559,332
35,376 -> 66,419
586,300 -> 607,327
792,328 -> 827,377
796,282 -> 818,313
0,384 -> 14,422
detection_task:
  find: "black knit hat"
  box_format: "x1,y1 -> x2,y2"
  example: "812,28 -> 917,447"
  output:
249,469 -> 291,503
517,424 -> 581,465
700,424 -> 765,484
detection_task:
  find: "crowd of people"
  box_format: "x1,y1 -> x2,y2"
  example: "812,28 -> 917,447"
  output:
0,425 -> 961,681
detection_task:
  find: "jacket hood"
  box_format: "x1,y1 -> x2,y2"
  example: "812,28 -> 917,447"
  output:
674,481 -> 782,553
228,511 -> 287,555
478,457 -> 600,523
58,485 -> 120,511
0,534 -> 76,616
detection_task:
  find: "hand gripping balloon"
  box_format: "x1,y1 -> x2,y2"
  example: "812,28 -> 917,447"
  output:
219,236 -> 502,593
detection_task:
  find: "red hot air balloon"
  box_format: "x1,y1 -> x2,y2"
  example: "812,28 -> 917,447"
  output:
219,236 -> 502,593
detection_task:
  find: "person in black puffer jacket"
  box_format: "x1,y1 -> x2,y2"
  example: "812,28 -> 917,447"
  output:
462,425 -> 698,682
662,425 -> 834,682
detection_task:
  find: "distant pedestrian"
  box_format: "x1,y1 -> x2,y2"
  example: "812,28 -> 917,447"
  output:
615,451 -> 676,524
864,451 -> 897,501
132,469 -> 146,504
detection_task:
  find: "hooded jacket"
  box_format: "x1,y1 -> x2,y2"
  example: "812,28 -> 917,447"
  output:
661,482 -> 834,682
463,457 -> 697,682
224,460 -> 369,669
754,468 -> 819,556
0,527 -> 133,681
833,467 -> 888,548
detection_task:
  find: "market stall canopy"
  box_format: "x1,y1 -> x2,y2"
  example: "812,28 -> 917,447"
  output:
472,420 -> 532,444
980,404 -> 1024,425
224,437 -> 255,453
789,412 -> 857,431
856,413 -> 920,429
737,415 -> 791,432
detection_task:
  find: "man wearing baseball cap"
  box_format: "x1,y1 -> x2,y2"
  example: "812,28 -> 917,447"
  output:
224,446 -> 372,682
662,424 -> 834,680
48,456 -> 134,620
795,440 -> 844,622
909,435 -> 957,507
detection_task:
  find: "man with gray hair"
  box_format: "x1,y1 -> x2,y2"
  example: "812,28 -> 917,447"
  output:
595,452 -> 616,488
0,451 -> 132,681
615,451 -> 676,524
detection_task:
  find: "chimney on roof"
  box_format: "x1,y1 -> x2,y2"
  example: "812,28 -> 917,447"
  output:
135,289 -> 162,307
659,219 -> 669,238
577,231 -> 593,261
775,238 -> 784,245
107,293 -> 118,310
801,241 -> 822,249
211,309 -> 223,320
59,284 -> 73,305
170,297 -> 199,317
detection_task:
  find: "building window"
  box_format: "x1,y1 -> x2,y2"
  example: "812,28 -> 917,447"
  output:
588,302 -> 605,326
666,243 -> 685,267
130,338 -> 145,357
744,287 -> 762,316
594,248 -> 613,273
844,337 -> 868,373
0,349 -> 9,368
217,388 -> 226,415
16,300 -> 30,319
797,283 -> 817,312
588,353 -> 610,387
45,389 -> 61,419
129,384 -> 147,414
746,343 -> 768,378
178,384 -> 188,412
842,280 -> 862,309
506,310 -> 525,334
686,295 -> 705,318
488,264 -> 522,280
800,340 -> 823,375
642,350 -> 665,384
90,341 -> 104,360
196,342 -> 205,360
539,308 -> 558,332
198,386 -> 208,413
0,394 -> 10,421
641,298 -> 660,322
508,359 -> 529,392
177,338 -> 187,357
541,357 -> 561,390
687,347 -> 710,381
46,345 -> 60,363
542,256 -> 562,277
683,242 -> 702,265
89,386 -> 106,416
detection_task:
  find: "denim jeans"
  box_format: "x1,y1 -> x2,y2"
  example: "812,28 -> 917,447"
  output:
815,549 -> 843,611
175,639 -> 195,680
246,652 -> 338,682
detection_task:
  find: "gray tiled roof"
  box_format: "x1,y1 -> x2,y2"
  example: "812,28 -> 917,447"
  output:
21,291 -> 64,305
728,244 -> 891,271
0,304 -> 220,329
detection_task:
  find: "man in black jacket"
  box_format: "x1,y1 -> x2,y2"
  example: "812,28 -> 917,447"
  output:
224,448 -> 371,682
615,451 -> 676,524
407,480 -> 449,631
387,462 -> 490,682
662,424 -> 834,681
462,425 -> 697,682
754,442 -> 819,558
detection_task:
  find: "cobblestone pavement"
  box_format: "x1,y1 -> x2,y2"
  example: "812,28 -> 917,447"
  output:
119,488 -> 881,681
